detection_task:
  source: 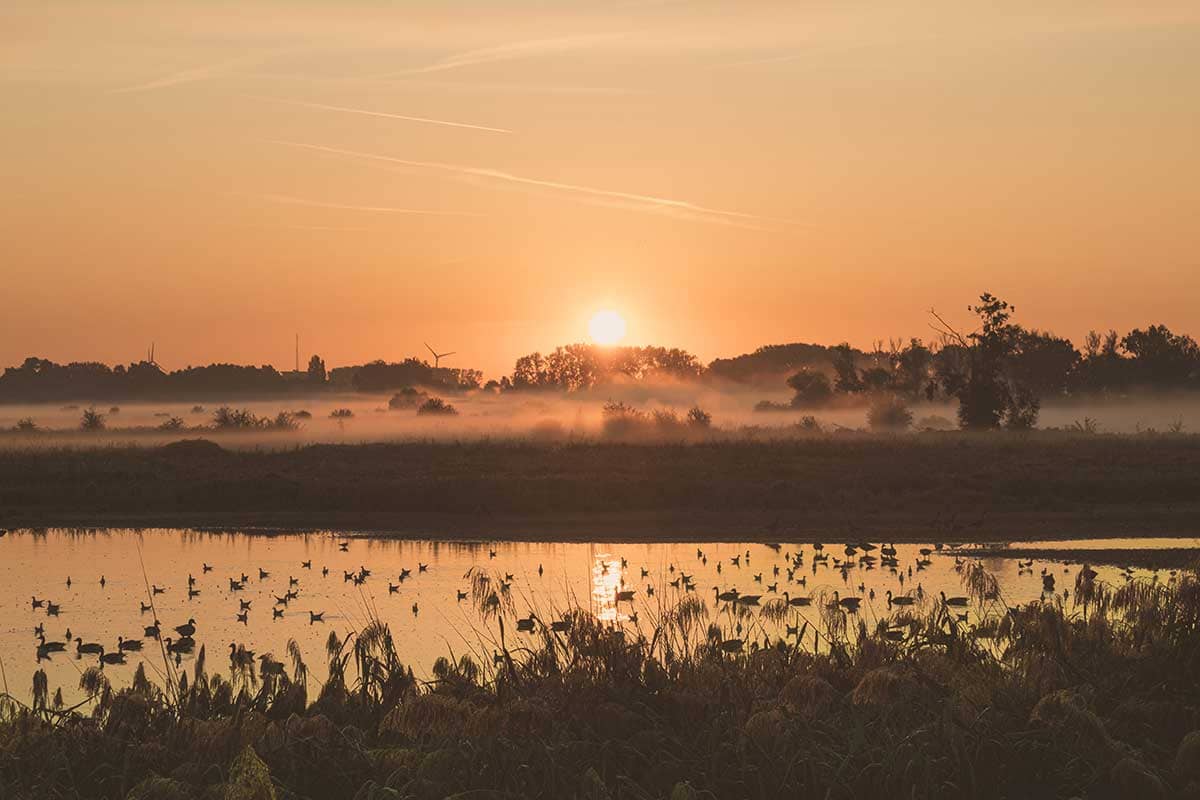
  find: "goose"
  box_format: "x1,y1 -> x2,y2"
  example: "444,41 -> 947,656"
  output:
202,563 -> 213,573
647,586 -> 655,597
118,637 -> 142,652
309,611 -> 324,623
229,579 -> 244,591
766,583 -> 778,593
66,577 -> 72,588
140,602 -> 153,613
538,564 -> 544,576
753,573 -> 763,583
887,590 -> 915,607
730,555 -> 741,566
399,568 -> 412,580
338,541 -> 350,552
419,563 -> 428,573
239,599 -> 252,611
98,648 -> 126,666
550,618 -> 571,633
488,549 -> 497,559
492,650 -> 505,666
38,634 -> 66,652
786,624 -> 799,637
285,589 -> 299,601
640,567 -> 649,578
719,639 -> 744,653
272,607 -> 284,619
165,636 -> 194,654
411,603 -> 419,615
504,573 -> 514,582
735,594 -> 762,606
152,585 -> 166,595
456,590 -> 468,601
616,589 -> 636,602
301,560 -> 311,569
832,592 -> 861,612
322,567 -> 329,577
33,623 -> 44,637
188,588 -> 200,599
516,614 -> 536,632
714,587 -> 739,603
289,576 -> 300,587
882,628 -> 906,642
782,592 -> 811,607
940,591 -> 969,607
274,594 -> 290,606
31,596 -> 43,609
229,643 -> 256,667
187,574 -> 196,587
174,619 -> 196,637
46,602 -> 60,616
144,621 -> 161,638
258,568 -> 270,580
240,573 -> 249,584
388,583 -> 400,594
343,571 -> 354,583
236,610 -> 249,624
75,638 -> 103,655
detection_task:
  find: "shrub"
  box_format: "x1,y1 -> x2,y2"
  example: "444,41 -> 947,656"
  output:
786,369 -> 833,408
388,387 -> 430,410
80,408 -> 106,431
686,406 -> 712,428
15,417 -> 37,432
866,395 -> 913,431
158,416 -> 185,431
329,408 -> 355,420
753,400 -> 791,413
417,398 -> 459,416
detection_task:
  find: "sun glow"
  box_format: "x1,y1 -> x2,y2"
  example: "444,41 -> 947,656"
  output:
588,310 -> 627,346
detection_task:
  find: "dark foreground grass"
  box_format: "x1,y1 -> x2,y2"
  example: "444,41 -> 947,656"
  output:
3,433 -> 1200,539
2,565 -> 1200,799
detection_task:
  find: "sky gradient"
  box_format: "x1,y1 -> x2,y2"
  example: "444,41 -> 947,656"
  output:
2,1 -> 1198,377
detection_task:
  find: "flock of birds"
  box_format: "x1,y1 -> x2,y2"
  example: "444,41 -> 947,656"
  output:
24,536 -> 1152,677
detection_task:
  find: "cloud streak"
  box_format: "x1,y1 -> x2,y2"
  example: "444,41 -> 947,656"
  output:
398,33 -> 627,75
109,54 -> 262,94
271,140 -> 791,229
263,194 -> 485,217
252,96 -> 512,134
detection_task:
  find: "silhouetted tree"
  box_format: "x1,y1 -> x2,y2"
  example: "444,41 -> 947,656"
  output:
80,408 -> 105,431
786,369 -> 834,408
307,355 -> 327,384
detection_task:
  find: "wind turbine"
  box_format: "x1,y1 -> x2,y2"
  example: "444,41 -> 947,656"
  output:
425,342 -> 456,369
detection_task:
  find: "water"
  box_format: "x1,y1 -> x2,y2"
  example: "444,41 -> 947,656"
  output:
1,529 -> 1195,705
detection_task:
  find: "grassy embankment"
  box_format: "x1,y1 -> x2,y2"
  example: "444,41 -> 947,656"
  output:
2,433 -> 1200,539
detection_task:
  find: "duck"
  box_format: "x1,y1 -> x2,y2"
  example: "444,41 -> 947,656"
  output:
144,620 -> 161,638
118,636 -> 142,652
174,619 -> 196,637
46,602 -> 61,616
516,614 -> 536,632
37,634 -> 66,652
164,636 -> 194,654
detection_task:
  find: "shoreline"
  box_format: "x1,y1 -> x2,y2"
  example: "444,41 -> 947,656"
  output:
5,507 -> 1200,543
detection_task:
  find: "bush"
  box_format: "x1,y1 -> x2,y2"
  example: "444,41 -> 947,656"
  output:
15,418 -> 37,432
753,400 -> 791,413
866,395 -> 913,431
80,408 -> 106,431
329,408 -> 354,420
388,387 -> 429,410
158,416 -> 185,431
686,406 -> 712,428
601,401 -> 646,437
786,369 -> 833,408
417,398 -> 459,416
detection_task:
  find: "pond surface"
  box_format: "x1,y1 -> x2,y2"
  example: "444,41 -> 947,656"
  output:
1,529 -> 1196,704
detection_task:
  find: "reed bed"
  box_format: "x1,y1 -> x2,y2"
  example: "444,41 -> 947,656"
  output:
2,563 -> 1199,799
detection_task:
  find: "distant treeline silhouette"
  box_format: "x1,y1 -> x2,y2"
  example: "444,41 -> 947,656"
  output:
2,294 -> 1197,410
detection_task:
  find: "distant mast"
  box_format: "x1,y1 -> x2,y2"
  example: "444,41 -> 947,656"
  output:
295,334 -> 299,373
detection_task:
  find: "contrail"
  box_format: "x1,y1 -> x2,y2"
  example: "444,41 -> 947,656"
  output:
252,96 -> 511,134
110,54 -> 261,94
263,194 -> 485,217
270,140 -> 790,228
398,33 -> 626,76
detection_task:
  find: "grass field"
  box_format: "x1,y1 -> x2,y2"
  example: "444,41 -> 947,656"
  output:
2,433 -> 1200,539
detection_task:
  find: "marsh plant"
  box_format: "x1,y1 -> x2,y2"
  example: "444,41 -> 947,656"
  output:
2,563 -> 1199,798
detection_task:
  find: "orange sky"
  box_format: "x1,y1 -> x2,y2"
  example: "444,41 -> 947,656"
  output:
2,1 -> 1198,378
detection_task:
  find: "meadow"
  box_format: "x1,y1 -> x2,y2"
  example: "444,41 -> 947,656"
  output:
1,561 -> 1198,799
2,432 -> 1200,540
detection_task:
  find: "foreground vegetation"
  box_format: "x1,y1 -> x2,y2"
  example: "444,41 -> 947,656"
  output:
2,433 -> 1200,538
2,564 -> 1199,799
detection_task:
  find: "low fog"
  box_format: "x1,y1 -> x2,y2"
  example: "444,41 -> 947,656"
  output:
1,381 -> 1198,451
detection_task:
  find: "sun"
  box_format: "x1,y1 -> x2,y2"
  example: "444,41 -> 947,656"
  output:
588,310 -> 627,346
